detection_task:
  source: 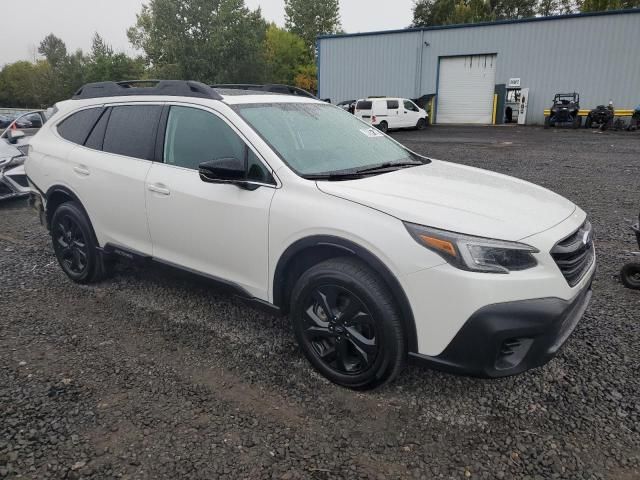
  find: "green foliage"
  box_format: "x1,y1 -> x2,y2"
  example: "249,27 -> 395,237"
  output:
284,0 -> 342,53
581,0 -> 638,12
127,0 -> 268,84
412,0 -> 583,26
294,63 -> 317,93
0,61 -> 53,108
264,24 -> 310,85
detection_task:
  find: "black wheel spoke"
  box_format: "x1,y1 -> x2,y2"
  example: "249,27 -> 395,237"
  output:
305,325 -> 332,339
346,327 -> 377,353
313,286 -> 338,319
335,339 -> 350,372
53,213 -> 88,276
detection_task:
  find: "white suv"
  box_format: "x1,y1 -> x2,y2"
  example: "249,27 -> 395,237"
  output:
26,80 -> 595,389
354,97 -> 428,133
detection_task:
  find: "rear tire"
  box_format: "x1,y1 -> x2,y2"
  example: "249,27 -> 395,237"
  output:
290,257 -> 406,390
621,263 -> 640,290
585,116 -> 593,129
50,201 -> 110,284
416,118 -> 427,130
377,121 -> 388,133
544,116 -> 551,129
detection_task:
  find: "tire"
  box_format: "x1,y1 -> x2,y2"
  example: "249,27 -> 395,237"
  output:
585,116 -> 593,129
620,263 -> 640,290
416,118 -> 427,130
573,116 -> 582,129
377,121 -> 388,133
290,257 -> 406,390
50,201 -> 110,284
544,116 -> 551,129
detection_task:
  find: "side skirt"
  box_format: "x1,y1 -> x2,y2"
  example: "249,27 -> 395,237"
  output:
100,243 -> 282,317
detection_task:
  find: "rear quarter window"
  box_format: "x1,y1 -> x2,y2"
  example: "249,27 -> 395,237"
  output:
57,108 -> 103,145
387,100 -> 399,109
356,101 -> 372,110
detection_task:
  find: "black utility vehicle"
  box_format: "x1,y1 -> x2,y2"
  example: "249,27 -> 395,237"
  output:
545,93 -> 581,129
585,103 -> 615,130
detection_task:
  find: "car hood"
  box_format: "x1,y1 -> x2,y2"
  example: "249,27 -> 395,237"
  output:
0,138 -> 21,160
316,160 -> 576,241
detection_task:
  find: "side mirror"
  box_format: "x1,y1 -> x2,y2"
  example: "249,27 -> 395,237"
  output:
7,129 -> 25,144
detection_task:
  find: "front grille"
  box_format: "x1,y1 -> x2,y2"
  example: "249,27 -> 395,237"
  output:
551,221 -> 594,287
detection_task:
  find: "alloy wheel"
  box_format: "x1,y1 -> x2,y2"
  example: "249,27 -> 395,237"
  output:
302,285 -> 378,375
53,214 -> 89,275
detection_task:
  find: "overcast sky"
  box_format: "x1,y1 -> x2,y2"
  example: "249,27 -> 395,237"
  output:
1,0 -> 415,66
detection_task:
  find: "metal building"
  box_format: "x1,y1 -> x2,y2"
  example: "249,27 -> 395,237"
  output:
317,9 -> 640,125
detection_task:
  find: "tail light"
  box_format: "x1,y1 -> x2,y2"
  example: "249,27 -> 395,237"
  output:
372,115 -> 377,123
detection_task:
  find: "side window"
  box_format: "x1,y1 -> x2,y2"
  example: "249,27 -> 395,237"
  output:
404,100 -> 418,112
102,105 -> 162,160
84,108 -> 111,150
387,100 -> 399,110
164,106 -> 272,184
57,108 -> 103,145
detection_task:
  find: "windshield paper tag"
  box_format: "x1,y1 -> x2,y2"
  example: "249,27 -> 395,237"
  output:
360,127 -> 384,138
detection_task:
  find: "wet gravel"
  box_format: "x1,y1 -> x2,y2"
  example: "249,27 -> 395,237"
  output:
1,125 -> 639,479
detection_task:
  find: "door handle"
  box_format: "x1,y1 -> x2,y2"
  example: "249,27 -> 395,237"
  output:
73,165 -> 90,176
147,183 -> 171,196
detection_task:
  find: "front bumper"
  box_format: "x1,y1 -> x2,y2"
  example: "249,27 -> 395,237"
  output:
409,270 -> 594,377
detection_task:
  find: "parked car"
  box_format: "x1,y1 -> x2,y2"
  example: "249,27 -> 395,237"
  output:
337,100 -> 356,114
0,131 -> 30,201
0,110 -> 48,139
354,97 -> 428,133
26,80 -> 595,389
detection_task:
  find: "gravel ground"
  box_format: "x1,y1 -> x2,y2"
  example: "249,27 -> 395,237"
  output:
1,125 -> 639,480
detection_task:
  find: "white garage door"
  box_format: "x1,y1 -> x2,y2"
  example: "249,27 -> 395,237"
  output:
437,55 -> 497,124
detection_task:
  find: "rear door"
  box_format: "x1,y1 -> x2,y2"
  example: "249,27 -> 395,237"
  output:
65,104 -> 162,254
354,100 -> 373,123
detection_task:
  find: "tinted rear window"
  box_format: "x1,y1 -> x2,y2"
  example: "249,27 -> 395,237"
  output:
57,108 -> 103,145
102,105 -> 162,160
356,101 -> 372,110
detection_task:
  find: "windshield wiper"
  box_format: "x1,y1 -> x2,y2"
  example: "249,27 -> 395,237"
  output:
354,160 -> 424,175
303,172 -> 368,181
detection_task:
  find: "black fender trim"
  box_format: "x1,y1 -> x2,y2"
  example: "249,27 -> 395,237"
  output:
273,235 -> 418,353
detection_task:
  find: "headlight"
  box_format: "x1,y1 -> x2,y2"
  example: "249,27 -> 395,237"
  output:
404,222 -> 539,274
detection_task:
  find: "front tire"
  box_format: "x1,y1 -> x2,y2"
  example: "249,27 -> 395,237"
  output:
416,118 -> 427,130
621,263 -> 640,290
377,121 -> 388,133
51,201 -> 110,284
290,257 -> 406,390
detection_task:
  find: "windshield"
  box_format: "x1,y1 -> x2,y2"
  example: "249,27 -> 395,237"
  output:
235,103 -> 423,177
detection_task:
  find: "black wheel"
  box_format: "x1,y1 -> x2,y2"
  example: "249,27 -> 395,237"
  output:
585,116 -> 593,129
621,263 -> 640,290
377,121 -> 388,133
416,118 -> 427,130
51,201 -> 110,284
290,257 -> 405,390
573,116 -> 582,129
544,116 -> 551,129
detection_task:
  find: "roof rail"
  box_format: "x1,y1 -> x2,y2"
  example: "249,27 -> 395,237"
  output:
72,80 -> 223,100
210,83 -> 317,99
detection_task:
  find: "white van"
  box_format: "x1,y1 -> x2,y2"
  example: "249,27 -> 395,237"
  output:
354,97 -> 428,133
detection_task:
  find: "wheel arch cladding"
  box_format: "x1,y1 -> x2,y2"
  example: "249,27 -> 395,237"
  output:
45,185 -> 89,231
273,235 -> 418,353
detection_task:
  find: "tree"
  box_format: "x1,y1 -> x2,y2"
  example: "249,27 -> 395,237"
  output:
86,33 -> 145,82
38,34 -> 67,68
128,0 -> 268,83
264,25 -> 310,85
284,0 -> 342,53
294,63 -> 317,93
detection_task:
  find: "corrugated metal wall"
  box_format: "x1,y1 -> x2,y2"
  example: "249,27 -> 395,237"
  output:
318,11 -> 640,124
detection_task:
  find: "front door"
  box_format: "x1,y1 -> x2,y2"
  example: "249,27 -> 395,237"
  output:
145,105 -> 276,299
402,100 -> 421,127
